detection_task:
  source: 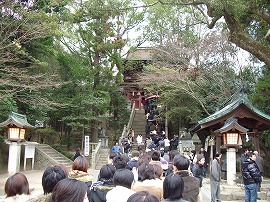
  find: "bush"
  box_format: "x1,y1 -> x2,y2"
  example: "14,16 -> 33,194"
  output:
31,128 -> 59,144
51,144 -> 73,160
0,139 -> 9,173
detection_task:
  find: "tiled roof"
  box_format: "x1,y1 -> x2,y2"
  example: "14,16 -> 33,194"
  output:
0,112 -> 35,128
191,93 -> 270,132
214,117 -> 249,133
198,94 -> 270,125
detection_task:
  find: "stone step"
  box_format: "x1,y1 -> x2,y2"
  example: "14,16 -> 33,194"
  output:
132,121 -> 146,125
36,144 -> 73,168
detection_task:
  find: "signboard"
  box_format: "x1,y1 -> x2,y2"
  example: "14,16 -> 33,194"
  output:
25,145 -> 35,158
24,143 -> 38,171
84,136 -> 89,156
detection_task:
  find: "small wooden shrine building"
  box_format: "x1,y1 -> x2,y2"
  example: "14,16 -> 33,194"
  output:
191,93 -> 270,153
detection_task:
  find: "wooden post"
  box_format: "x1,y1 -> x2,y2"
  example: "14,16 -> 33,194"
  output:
216,134 -> 221,153
252,129 -> 260,152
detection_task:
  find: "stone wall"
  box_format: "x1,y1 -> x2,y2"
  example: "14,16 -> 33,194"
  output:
34,149 -> 54,170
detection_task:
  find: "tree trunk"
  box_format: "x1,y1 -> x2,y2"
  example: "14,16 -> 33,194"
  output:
224,11 -> 270,66
90,121 -> 99,143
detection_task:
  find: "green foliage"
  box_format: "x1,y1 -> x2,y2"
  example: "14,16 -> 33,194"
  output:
250,67 -> 270,113
250,66 -> 270,157
51,144 -> 73,160
0,140 -> 9,172
0,136 -> 6,142
258,131 -> 270,165
0,0 -> 64,120
33,128 -> 59,144
108,88 -> 129,129
60,134 -> 74,149
0,95 -> 18,121
50,0 -> 146,142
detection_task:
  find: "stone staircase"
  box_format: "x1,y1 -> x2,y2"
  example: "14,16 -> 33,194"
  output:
131,109 -> 146,139
94,148 -> 110,170
130,109 -> 146,151
36,144 -> 73,170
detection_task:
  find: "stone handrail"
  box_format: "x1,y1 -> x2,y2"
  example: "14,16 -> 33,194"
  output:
36,144 -> 73,166
91,140 -> 102,169
89,142 -> 98,153
122,101 -> 136,139
36,146 -> 59,165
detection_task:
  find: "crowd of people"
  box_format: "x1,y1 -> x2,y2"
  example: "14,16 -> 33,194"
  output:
2,147 -> 206,202
2,143 -> 265,202
241,149 -> 264,202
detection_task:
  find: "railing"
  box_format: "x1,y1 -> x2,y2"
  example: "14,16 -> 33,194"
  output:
36,144 -> 73,167
89,142 -> 99,153
121,101 -> 136,139
91,140 -> 102,169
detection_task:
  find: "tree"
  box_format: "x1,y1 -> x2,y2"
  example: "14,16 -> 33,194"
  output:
250,66 -> 270,158
0,1 -> 63,109
250,66 -> 270,112
142,0 -> 270,67
58,0 -> 145,142
138,27 -> 248,133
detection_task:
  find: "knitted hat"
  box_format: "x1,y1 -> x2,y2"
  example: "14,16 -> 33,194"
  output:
196,154 -> 204,163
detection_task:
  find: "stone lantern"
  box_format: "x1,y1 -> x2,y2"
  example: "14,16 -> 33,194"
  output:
215,117 -> 248,185
0,112 -> 35,174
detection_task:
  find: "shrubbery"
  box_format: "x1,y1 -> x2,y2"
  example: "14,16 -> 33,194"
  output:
51,144 -> 73,160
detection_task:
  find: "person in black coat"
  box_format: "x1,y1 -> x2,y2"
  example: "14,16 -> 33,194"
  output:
74,147 -> 81,160
192,154 -> 205,187
241,148 -> 250,162
241,152 -> 261,202
88,164 -> 116,202
173,154 -> 201,202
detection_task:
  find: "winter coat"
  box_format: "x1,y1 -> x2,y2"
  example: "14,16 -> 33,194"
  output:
74,151 -> 81,160
132,179 -> 163,201
2,194 -> 32,202
27,193 -> 51,202
88,181 -> 114,202
106,186 -> 135,202
112,146 -> 122,153
241,158 -> 261,185
175,170 -> 200,202
162,199 -> 189,202
69,170 -> 93,199
255,155 -> 264,174
192,164 -> 204,187
127,159 -> 138,170
210,158 -> 221,182
241,153 -> 249,162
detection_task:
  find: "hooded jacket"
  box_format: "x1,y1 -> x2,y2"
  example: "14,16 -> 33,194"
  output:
241,158 -> 261,185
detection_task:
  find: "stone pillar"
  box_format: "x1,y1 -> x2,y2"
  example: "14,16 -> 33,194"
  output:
178,141 -> 183,153
226,147 -> 236,185
7,142 -> 22,174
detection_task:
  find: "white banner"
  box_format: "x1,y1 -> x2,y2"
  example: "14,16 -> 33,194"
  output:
84,136 -> 89,156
